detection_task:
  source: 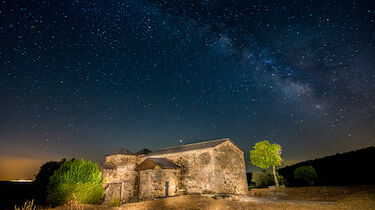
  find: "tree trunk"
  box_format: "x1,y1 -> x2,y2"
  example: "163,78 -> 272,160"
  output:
272,165 -> 279,188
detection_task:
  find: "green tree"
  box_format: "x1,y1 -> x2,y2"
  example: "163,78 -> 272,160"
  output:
47,159 -> 104,206
34,159 -> 66,204
294,165 -> 317,185
250,140 -> 282,187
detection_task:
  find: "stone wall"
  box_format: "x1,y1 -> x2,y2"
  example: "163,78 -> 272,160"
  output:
104,182 -> 121,202
145,149 -> 216,194
145,141 -> 248,195
212,141 -> 248,194
102,154 -> 138,203
138,169 -> 179,201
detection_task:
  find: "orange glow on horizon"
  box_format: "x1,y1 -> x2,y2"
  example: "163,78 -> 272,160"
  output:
0,156 -> 46,181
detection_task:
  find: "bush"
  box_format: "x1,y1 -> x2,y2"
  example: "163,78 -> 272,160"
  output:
47,159 -> 104,206
251,171 -> 285,188
34,159 -> 66,204
294,165 -> 317,185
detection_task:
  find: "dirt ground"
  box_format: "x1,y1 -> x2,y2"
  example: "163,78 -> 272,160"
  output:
247,185 -> 375,209
52,185 -> 375,210
118,186 -> 375,210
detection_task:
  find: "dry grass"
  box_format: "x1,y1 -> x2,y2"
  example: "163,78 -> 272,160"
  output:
14,200 -> 36,210
249,185 -> 375,209
249,185 -> 374,201
118,186 -> 375,210
49,186 -> 375,210
118,195 -> 320,210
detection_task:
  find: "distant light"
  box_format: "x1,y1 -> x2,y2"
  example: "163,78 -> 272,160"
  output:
179,139 -> 183,143
10,179 -> 33,182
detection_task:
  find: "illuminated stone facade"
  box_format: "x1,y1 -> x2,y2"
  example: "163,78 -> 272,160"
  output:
100,138 -> 248,204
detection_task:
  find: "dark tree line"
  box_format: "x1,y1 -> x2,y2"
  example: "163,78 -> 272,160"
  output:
278,146 -> 375,186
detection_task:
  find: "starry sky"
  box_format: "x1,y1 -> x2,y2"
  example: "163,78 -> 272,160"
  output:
0,0 -> 374,180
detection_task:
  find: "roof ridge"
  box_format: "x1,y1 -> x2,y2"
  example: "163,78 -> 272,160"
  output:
154,137 -> 229,151
144,137 -> 231,156
106,147 -> 134,156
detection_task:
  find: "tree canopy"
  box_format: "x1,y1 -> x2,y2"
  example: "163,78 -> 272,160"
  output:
294,165 -> 318,185
250,140 -> 282,169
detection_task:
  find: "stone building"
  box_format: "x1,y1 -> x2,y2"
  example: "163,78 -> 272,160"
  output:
99,138 -> 248,203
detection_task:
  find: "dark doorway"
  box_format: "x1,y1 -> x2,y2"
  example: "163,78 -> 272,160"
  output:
165,181 -> 169,197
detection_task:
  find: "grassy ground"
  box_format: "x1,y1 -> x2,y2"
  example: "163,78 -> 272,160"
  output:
50,185 -> 375,210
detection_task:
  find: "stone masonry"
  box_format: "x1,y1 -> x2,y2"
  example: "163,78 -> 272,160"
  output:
100,138 -> 248,204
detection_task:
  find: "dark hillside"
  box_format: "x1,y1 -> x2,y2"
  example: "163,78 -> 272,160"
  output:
278,146 -> 375,186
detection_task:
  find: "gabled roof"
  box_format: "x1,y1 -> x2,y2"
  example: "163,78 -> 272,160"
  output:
135,158 -> 180,171
145,138 -> 240,156
134,148 -> 152,155
107,147 -> 133,156
98,162 -> 116,170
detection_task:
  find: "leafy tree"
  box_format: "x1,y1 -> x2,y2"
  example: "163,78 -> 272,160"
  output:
34,159 -> 66,204
250,140 -> 282,187
47,159 -> 104,206
294,165 -> 317,185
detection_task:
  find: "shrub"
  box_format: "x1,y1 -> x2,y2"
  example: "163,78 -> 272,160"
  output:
251,171 -> 285,188
47,159 -> 104,206
34,159 -> 66,204
294,165 -> 317,185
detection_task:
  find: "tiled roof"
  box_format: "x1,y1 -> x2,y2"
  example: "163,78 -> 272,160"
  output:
134,148 -> 152,155
145,138 -> 236,156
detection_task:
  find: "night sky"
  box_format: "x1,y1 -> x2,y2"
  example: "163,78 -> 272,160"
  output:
1,0 -> 374,180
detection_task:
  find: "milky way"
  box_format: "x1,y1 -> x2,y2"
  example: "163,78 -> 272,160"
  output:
0,0 -> 374,177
